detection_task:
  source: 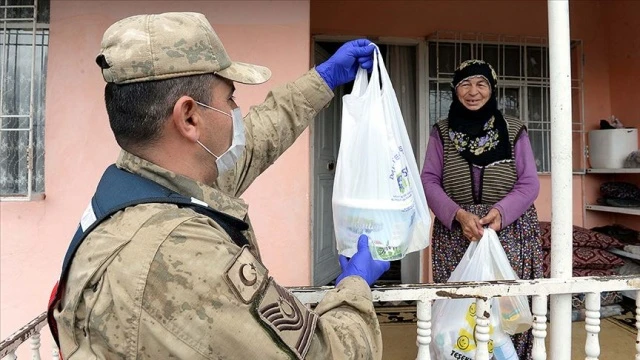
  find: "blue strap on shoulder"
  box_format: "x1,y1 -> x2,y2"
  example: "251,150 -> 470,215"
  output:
60,164 -> 249,287
49,164 -> 250,348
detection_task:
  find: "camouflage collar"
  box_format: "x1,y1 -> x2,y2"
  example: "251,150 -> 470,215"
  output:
116,150 -> 249,220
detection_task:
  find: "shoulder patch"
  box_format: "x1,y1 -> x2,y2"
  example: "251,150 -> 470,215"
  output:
224,246 -> 268,304
257,279 -> 318,360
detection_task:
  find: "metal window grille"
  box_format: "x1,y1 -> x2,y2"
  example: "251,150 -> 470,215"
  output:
427,31 -> 585,173
0,0 -> 49,199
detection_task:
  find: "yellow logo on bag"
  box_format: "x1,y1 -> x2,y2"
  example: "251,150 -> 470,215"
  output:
456,330 -> 474,351
466,303 -> 476,322
455,302 -> 494,354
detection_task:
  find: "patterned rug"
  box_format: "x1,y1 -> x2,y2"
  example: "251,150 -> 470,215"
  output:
376,305 -> 417,324
607,310 -> 638,335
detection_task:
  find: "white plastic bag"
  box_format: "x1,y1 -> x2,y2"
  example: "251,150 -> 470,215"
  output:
482,229 -> 533,335
430,229 -> 532,360
332,44 -> 431,261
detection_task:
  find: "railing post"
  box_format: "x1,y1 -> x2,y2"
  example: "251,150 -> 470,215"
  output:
53,343 -> 60,360
547,0 -> 574,359
29,330 -> 42,360
532,295 -> 548,360
474,298 -> 491,360
584,293 -> 601,360
416,299 -> 432,360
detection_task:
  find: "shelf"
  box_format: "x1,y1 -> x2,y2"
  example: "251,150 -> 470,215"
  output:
612,248 -> 640,300
587,168 -> 640,174
609,248 -> 640,261
585,204 -> 640,215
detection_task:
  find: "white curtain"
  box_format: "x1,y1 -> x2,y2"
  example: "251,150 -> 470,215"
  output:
386,45 -> 422,284
386,45 -> 417,156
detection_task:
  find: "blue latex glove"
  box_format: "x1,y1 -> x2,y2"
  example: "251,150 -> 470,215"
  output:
335,235 -> 391,286
316,39 -> 376,90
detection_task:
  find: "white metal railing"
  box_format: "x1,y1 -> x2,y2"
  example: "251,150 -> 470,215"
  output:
0,312 -> 59,360
4,276 -> 638,360
291,275 -> 640,360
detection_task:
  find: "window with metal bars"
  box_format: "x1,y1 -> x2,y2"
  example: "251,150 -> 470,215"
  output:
427,31 -> 585,173
0,0 -> 49,198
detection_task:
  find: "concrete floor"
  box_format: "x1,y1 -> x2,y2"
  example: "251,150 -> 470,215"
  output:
566,316 -> 637,360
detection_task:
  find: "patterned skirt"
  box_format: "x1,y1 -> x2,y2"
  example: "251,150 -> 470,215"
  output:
431,203 -> 544,360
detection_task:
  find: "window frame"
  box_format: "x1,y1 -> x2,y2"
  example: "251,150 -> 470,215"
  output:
1,0 -> 49,201
426,31 -> 585,174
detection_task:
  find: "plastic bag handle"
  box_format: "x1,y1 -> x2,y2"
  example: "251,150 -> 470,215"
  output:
361,44 -> 381,97
351,68 -> 368,96
351,43 -> 380,97
362,44 -> 397,98
374,47 -> 396,95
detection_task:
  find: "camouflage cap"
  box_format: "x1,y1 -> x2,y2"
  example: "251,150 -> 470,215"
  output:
97,12 -> 271,85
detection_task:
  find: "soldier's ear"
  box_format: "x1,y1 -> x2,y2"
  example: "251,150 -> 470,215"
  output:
172,96 -> 200,143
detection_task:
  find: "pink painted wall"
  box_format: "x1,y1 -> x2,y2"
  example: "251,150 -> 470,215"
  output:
3,0 -> 639,349
603,1 -> 640,231
583,0 -> 640,230
605,0 -> 640,129
1,0 -> 312,344
311,0 -> 618,227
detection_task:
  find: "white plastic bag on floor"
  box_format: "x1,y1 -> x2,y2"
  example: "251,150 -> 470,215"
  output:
332,44 -> 431,261
430,229 -> 531,360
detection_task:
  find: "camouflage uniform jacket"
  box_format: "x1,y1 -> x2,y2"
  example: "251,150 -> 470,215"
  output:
54,70 -> 383,360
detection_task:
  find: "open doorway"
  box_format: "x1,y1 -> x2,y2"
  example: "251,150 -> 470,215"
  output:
310,39 -> 424,286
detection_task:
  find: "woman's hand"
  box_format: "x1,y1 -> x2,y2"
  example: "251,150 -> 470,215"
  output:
480,208 -> 502,232
455,209 -> 484,241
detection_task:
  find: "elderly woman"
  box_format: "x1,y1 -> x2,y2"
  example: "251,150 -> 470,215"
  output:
421,59 -> 543,359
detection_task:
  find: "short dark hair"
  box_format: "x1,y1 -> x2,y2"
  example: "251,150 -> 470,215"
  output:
104,74 -> 217,150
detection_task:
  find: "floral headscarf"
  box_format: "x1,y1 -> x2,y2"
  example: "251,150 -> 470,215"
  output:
447,60 -> 512,167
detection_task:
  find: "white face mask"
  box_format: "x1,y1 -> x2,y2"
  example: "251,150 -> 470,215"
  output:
195,102 -> 245,176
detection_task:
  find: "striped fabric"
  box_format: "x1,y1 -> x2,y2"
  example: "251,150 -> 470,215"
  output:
435,117 -> 525,205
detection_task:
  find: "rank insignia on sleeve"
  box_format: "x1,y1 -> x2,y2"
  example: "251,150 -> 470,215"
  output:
224,246 -> 268,304
257,279 -> 318,359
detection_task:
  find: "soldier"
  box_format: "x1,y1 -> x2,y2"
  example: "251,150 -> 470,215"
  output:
49,11 -> 391,360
